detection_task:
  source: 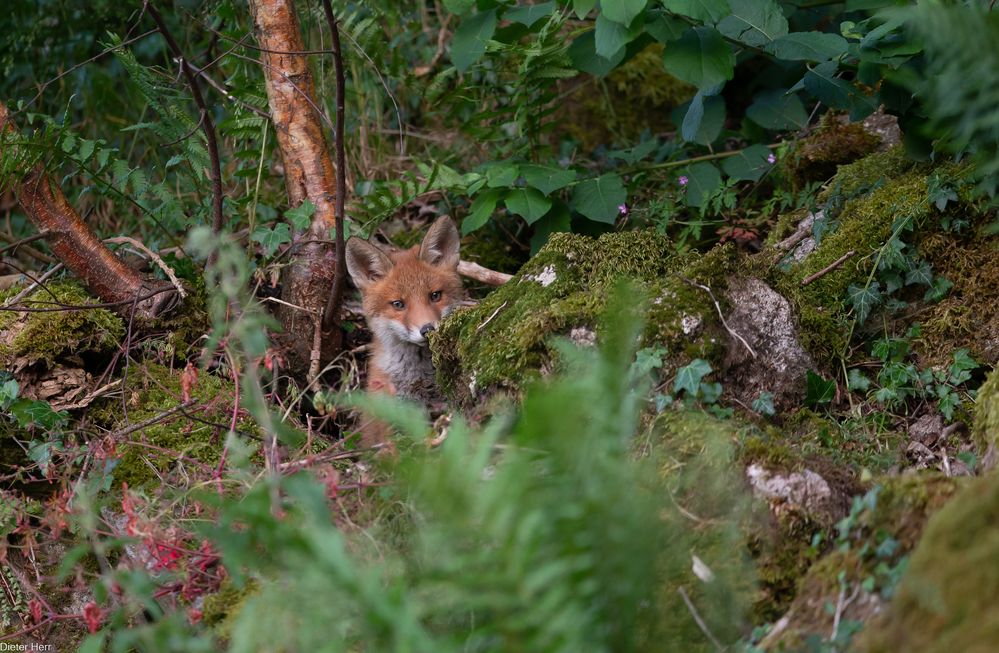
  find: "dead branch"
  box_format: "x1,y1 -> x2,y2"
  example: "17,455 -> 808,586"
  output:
799,250 -> 856,286
458,260 -> 513,286
0,102 -> 178,319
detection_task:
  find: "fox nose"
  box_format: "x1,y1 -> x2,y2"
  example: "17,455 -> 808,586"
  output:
420,323 -> 436,337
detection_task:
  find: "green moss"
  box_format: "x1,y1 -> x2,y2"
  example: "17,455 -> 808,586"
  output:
973,369 -> 999,449
861,473 -> 999,653
861,473 -> 963,550
0,280 -> 124,366
431,231 -> 733,408
818,146 -> 916,200
91,362 -> 248,489
202,577 -> 258,638
782,114 -> 881,191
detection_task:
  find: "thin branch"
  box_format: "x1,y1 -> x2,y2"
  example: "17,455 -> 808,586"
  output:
458,260 -> 513,286
681,277 -> 757,358
677,586 -> 724,652
104,236 -> 187,298
146,2 -> 225,234
799,250 -> 856,286
321,0 -> 348,333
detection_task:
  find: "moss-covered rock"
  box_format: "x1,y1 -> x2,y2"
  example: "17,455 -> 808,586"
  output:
431,230 -> 730,408
0,280 -> 124,369
974,368 -> 999,450
91,362 -> 250,489
782,113 -> 881,191
860,473 -> 999,653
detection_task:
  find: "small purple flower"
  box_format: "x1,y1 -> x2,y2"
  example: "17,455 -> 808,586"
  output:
767,153 -> 777,165
617,203 -> 628,215
678,175 -> 689,187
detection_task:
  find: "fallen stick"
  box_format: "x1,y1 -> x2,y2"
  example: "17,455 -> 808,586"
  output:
800,250 -> 856,286
458,260 -> 512,286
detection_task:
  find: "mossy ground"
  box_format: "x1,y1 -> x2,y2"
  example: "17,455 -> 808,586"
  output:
781,113 -> 881,191
973,369 -> 999,449
0,279 -> 124,367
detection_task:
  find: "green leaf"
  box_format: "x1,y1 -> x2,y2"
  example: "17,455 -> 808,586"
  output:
924,276 -> 953,302
949,348 -> 979,385
285,199 -> 315,231
667,0 -> 731,24
485,162 -> 521,188
601,0 -> 648,26
683,161 -> 722,208
646,15 -> 686,43
251,223 -> 292,256
767,32 -> 849,62
10,399 -> 67,430
721,144 -> 773,181
674,358 -> 712,397
504,2 -> 555,27
569,30 -> 625,75
571,174 -> 627,223
662,27 -> 735,89
846,281 -> 881,323
530,202 -> 572,254
462,188 -> 502,235
803,61 -> 877,120
0,378 -> 19,408
717,0 -> 787,47
904,260 -> 933,286
805,370 -> 836,406
676,94 -> 725,145
77,138 -> 96,161
504,188 -> 552,224
442,0 -> 475,15
451,9 -> 497,72
595,13 -> 642,59
752,391 -> 776,416
573,0 -> 596,18
521,164 -> 578,195
847,369 -> 871,392
746,89 -> 808,130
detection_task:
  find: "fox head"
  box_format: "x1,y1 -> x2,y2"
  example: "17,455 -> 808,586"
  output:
346,216 -> 463,346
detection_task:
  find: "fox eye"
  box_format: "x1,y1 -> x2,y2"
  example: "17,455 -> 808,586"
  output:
430,290 -> 442,302
390,300 -> 405,310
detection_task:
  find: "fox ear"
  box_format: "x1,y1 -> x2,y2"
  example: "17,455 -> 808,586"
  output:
346,237 -> 393,289
419,216 -> 460,268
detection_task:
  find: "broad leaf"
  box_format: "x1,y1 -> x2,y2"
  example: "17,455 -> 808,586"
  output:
442,0 -> 475,15
767,32 -> 849,62
485,162 -> 520,188
530,202 -> 572,254
803,61 -> 877,120
504,188 -> 552,224
717,0 -> 787,47
462,188 -> 502,235
675,94 -> 725,145
251,223 -> 292,256
572,174 -> 627,223
569,30 -> 625,75
904,260 -> 933,286
666,0 -> 730,24
674,358 -> 712,397
805,371 -> 836,406
595,13 -> 642,59
573,0 -> 596,18
746,89 -> 808,130
662,27 -> 735,89
721,144 -> 772,182
846,280 -> 882,323
451,10 -> 497,72
521,164 -> 578,195
285,199 -> 315,231
504,2 -> 555,27
646,14 -> 686,43
683,162 -> 722,208
601,0 -> 648,26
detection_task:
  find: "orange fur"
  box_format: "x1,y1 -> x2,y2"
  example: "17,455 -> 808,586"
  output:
345,217 -> 463,445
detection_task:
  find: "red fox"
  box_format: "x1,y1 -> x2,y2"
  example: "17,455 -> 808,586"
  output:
345,216 -> 464,443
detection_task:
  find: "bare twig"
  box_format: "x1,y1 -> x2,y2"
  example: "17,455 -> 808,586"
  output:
146,2 -> 225,234
477,300 -> 508,332
0,230 -> 49,256
3,264 -> 63,307
681,277 -> 757,358
800,250 -> 856,286
105,236 -> 187,298
677,586 -> 724,652
321,0 -> 349,333
110,400 -> 198,441
458,260 -> 513,286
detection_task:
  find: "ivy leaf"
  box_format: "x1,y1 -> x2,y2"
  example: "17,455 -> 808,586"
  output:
805,371 -> 836,407
451,9 -> 497,72
717,0 -> 787,47
504,188 -> 552,225
904,260 -> 933,286
846,281 -> 882,324
504,2 -> 555,27
251,223 -> 292,256
767,32 -> 849,62
667,0 -> 731,24
746,89 -> 808,130
285,199 -> 315,231
752,391 -> 776,416
674,358 -> 712,397
10,398 -> 68,430
569,30 -> 625,75
662,27 -> 735,89
683,161 -> 722,208
948,348 -> 979,385
521,164 -> 578,195
462,188 -> 502,235
572,174 -> 627,223
924,276 -> 953,302
847,369 -> 871,392
721,144 -> 772,182
601,0 -> 648,26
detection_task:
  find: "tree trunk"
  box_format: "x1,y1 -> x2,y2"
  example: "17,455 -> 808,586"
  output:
0,102 -> 178,320
248,0 -> 342,374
